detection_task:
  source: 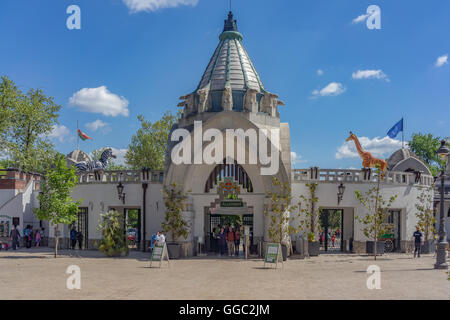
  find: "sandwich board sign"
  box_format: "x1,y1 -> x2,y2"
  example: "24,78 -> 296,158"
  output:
264,243 -> 283,269
150,242 -> 170,268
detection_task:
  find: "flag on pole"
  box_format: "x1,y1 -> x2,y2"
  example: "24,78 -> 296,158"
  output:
387,118 -> 403,139
77,129 -> 92,141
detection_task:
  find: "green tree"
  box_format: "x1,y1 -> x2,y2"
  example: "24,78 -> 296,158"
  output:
355,167 -> 398,260
297,182 -> 321,242
98,210 -> 129,257
161,183 -> 190,242
408,133 -> 448,176
265,177 -> 299,248
0,76 -> 19,141
415,185 -> 436,241
0,76 -> 60,172
91,148 -> 127,171
34,154 -> 81,258
125,111 -> 178,170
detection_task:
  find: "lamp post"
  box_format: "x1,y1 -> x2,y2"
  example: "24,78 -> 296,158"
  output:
117,173 -> 126,205
435,140 -> 449,270
337,183 -> 346,205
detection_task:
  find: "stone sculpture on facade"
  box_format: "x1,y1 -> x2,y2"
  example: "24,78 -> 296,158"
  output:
243,88 -> 258,113
222,86 -> 233,111
197,87 -> 210,113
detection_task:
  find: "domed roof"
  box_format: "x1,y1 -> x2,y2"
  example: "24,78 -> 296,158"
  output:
387,148 -> 431,175
196,11 -> 265,93
66,149 -> 92,165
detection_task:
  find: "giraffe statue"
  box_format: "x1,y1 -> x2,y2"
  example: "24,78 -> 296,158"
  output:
346,132 -> 387,177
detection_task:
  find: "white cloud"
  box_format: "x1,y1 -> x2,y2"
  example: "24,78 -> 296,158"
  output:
110,147 -> 128,166
312,82 -> 346,97
435,54 -> 448,67
317,69 -> 324,76
291,151 -> 307,166
47,125 -> 71,143
352,69 -> 389,82
86,119 -> 108,132
352,13 -> 369,24
335,136 -> 402,159
69,86 -> 129,117
123,0 -> 198,13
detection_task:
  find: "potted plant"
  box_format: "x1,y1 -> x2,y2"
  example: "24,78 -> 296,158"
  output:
97,210 -> 129,257
162,183 -> 190,259
298,183 -> 321,257
415,185 -> 437,254
355,166 -> 397,260
265,177 -> 299,261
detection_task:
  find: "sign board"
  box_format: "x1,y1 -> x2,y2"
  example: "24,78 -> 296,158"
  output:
264,243 -> 283,269
220,200 -> 243,208
150,242 -> 169,268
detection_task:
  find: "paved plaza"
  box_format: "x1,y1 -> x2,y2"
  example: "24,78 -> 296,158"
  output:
0,248 -> 448,300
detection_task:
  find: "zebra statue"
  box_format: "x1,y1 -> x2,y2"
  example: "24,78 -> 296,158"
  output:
74,148 -> 116,180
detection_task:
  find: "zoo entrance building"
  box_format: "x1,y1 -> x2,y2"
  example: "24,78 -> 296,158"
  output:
0,12 -> 444,257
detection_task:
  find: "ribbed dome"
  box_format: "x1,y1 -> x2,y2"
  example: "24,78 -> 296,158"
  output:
196,12 -> 265,93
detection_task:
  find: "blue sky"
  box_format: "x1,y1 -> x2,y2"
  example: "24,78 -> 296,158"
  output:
1,0 -> 449,169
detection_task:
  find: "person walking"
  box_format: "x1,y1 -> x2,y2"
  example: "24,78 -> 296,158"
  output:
10,226 -> 21,250
226,226 -> 235,257
70,227 -> 77,250
234,226 -> 240,256
413,226 -> 423,258
76,230 -> 83,250
331,233 -> 336,248
35,229 -> 41,247
217,228 -> 227,257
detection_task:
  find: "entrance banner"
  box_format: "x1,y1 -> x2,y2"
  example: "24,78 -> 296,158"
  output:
264,243 -> 283,269
150,242 -> 170,268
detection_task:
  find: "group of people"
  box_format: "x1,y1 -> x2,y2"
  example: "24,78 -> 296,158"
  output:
212,224 -> 241,257
2,225 -> 45,250
319,228 -> 341,248
70,227 -> 84,250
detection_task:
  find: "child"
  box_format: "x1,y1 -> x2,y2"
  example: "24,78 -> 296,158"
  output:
35,230 -> 41,247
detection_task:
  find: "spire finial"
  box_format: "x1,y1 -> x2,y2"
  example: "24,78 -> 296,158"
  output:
223,10 -> 238,32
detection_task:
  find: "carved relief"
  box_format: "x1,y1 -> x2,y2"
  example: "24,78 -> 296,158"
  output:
243,88 -> 258,113
197,87 -> 210,113
222,86 -> 233,111
178,94 -> 195,118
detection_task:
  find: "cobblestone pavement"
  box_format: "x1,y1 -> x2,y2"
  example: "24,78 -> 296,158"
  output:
0,248 -> 448,300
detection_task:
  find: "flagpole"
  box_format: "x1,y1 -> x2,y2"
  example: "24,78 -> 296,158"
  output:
77,120 -> 79,151
402,117 -> 404,149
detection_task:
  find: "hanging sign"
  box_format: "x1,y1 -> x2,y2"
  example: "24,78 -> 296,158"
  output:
264,243 -> 283,268
150,242 -> 170,268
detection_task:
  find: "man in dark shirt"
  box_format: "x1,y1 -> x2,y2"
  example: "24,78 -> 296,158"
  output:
413,226 -> 423,258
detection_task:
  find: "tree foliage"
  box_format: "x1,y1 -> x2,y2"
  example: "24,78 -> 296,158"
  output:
408,133 -> 448,176
297,182 -> 321,242
265,177 -> 299,245
125,111 -> 178,170
161,183 -> 190,242
0,75 -> 60,172
98,210 -> 129,257
415,185 -> 436,241
354,167 -> 397,260
34,154 -> 81,257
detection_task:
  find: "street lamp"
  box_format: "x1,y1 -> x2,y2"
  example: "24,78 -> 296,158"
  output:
337,183 -> 346,205
117,182 -> 126,204
435,140 -> 449,270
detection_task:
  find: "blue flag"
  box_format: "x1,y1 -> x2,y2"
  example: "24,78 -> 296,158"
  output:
387,118 -> 403,139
